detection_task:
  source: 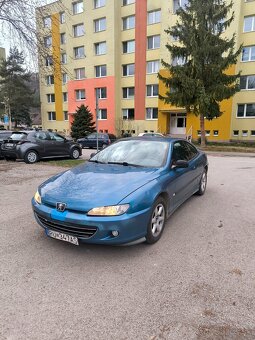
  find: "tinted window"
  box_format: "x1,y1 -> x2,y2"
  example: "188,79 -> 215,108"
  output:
48,132 -> 65,141
35,131 -> 48,140
181,141 -> 198,160
172,141 -> 190,162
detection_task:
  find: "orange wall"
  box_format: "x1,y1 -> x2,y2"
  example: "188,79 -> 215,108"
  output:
134,0 -> 147,120
68,77 -> 116,134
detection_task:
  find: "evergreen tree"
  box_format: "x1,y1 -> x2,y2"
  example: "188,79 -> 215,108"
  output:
0,47 -> 33,127
71,105 -> 96,140
159,0 -> 241,147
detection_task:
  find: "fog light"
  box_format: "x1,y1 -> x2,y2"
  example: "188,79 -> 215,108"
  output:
112,230 -> 119,237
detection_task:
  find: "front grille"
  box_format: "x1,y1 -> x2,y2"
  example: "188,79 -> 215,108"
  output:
36,213 -> 97,239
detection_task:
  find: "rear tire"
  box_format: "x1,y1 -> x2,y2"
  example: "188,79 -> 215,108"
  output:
196,170 -> 207,195
24,150 -> 38,164
70,148 -> 80,159
146,197 -> 166,244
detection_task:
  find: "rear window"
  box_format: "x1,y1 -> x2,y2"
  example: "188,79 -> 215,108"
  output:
9,133 -> 28,141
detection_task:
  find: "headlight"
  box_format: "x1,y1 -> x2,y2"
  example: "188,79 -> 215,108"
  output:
34,190 -> 41,204
87,204 -> 130,216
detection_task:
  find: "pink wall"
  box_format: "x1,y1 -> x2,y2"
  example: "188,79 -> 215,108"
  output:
135,0 -> 147,120
68,76 -> 116,134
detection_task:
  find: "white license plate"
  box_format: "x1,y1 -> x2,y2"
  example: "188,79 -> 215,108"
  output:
47,229 -> 79,246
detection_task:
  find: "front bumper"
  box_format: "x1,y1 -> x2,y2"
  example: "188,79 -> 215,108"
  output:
32,198 -> 151,245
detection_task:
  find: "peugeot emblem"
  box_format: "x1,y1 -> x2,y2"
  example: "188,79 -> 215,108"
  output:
56,202 -> 66,212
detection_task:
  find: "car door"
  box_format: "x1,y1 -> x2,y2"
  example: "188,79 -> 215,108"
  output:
33,131 -> 48,156
169,141 -> 197,209
48,132 -> 69,156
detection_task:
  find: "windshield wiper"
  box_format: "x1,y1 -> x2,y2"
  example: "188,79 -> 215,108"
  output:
107,161 -> 141,167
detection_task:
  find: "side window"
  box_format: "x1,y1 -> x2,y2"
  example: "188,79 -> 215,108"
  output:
54,134 -> 65,142
35,132 -> 48,140
172,141 -> 190,163
181,141 -> 198,160
48,132 -> 56,140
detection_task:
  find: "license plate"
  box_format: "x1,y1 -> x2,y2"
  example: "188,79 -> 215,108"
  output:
47,229 -> 79,246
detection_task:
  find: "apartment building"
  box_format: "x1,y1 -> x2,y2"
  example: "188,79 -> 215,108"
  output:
37,0 -> 255,141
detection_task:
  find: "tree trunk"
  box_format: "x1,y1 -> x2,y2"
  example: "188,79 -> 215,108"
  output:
200,113 -> 206,148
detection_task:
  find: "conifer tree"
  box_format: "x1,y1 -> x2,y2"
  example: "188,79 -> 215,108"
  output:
159,0 -> 241,147
0,47 -> 33,127
71,105 -> 96,140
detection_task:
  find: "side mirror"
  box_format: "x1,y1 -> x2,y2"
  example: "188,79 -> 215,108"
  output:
172,160 -> 189,169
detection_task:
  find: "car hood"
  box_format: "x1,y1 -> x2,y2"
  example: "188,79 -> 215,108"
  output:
40,162 -> 160,212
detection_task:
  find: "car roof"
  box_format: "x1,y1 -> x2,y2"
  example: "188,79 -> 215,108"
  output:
117,136 -> 191,144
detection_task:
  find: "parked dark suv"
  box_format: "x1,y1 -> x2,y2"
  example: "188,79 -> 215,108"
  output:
0,130 -> 13,159
1,130 -> 82,163
77,133 -> 117,149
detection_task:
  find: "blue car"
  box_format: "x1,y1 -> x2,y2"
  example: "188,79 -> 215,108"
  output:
32,137 -> 208,246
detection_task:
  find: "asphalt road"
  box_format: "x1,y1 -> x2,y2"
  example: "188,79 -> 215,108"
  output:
0,155 -> 255,340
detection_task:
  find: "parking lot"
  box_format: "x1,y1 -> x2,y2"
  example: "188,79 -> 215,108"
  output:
0,154 -> 255,340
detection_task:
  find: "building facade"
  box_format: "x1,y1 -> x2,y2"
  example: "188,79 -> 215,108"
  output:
37,0 -> 255,141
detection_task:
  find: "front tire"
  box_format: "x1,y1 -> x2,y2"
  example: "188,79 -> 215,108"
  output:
146,197 -> 166,244
24,150 -> 38,164
196,170 -> 207,195
70,148 -> 80,159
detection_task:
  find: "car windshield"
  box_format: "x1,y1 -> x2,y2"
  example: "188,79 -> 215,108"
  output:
90,139 -> 169,167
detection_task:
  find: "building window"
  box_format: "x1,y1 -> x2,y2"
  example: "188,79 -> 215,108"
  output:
45,75 -> 54,85
73,23 -> 85,37
75,89 -> 86,100
242,130 -> 248,137
213,130 -> 219,137
147,35 -> 160,50
173,0 -> 188,14
122,109 -> 135,120
123,15 -> 135,30
244,16 -> 255,32
205,130 -> 210,136
251,130 -> 255,136
197,130 -> 201,136
241,46 -> 255,62
74,46 -> 85,59
98,109 -> 107,120
146,108 -> 158,120
96,87 -> 107,99
95,41 -> 106,55
63,92 -> 68,102
43,17 -> 51,28
233,130 -> 239,136
123,64 -> 135,76
60,33 -> 66,44
48,111 -> 56,121
75,67 -> 85,79
146,84 -> 158,97
62,73 -> 68,84
95,65 -> 107,77
123,40 -> 135,53
44,36 -> 52,48
123,0 -> 135,5
147,9 -> 161,25
240,75 -> 255,90
60,12 -> 65,24
237,103 -> 255,117
147,60 -> 159,74
94,0 -> 106,8
94,17 -> 106,32
45,56 -> 53,66
61,53 -> 67,64
172,56 -> 186,66
64,111 -> 68,121
47,94 -> 55,103
123,87 -> 135,99
73,1 -> 84,15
